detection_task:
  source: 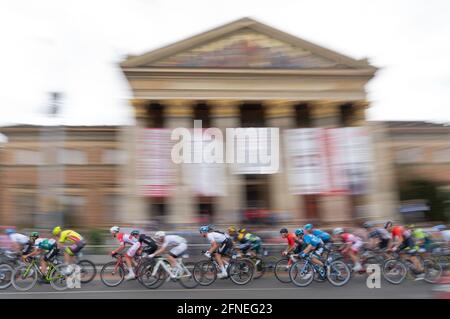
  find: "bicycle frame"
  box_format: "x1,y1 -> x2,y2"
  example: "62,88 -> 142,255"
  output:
151,258 -> 191,280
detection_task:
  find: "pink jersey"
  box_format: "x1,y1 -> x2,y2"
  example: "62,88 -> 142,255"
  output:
341,233 -> 362,244
116,233 -> 137,245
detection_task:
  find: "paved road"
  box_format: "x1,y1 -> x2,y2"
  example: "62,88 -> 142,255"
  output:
0,275 -> 436,299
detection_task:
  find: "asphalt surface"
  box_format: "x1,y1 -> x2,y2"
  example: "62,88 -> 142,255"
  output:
0,274 -> 437,299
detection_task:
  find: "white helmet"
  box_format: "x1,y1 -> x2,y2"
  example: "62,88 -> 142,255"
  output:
333,227 -> 344,235
154,231 -> 166,240
110,226 -> 120,234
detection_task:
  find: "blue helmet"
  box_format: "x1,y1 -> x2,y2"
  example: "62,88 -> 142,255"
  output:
199,225 -> 209,234
5,229 -> 15,235
295,228 -> 304,236
304,224 -> 313,231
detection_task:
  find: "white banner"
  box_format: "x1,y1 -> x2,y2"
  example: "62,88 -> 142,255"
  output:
136,129 -> 176,197
284,128 -> 330,194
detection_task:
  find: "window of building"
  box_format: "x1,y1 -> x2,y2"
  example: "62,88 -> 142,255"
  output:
57,149 -> 87,165
14,193 -> 37,227
240,103 -> 266,127
295,103 -> 312,128
104,194 -> 122,223
395,147 -> 424,163
14,149 -> 43,165
432,148 -> 450,163
61,195 -> 85,227
193,103 -> 211,128
102,149 -> 127,165
146,103 -> 165,128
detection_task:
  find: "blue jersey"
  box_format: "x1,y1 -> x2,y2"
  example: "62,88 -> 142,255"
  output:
303,234 -> 323,247
312,229 -> 331,243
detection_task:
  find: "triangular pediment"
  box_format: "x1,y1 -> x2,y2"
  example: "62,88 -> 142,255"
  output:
122,18 -> 375,70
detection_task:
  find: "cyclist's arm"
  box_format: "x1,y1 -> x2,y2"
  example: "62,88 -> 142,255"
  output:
112,243 -> 126,255
302,244 -> 314,254
208,241 -> 219,254
23,248 -> 42,259
152,244 -> 166,257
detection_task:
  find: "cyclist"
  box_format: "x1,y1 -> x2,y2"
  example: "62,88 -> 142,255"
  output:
385,221 -> 424,280
110,226 -> 141,280
295,228 -> 326,279
363,221 -> 391,250
149,231 -> 188,272
227,226 -> 238,240
303,224 -> 332,246
280,228 -> 300,256
409,225 -> 433,253
5,228 -> 32,255
22,235 -> 58,279
235,228 -> 262,257
52,226 -> 86,273
332,227 -> 363,272
200,225 -> 232,279
138,232 -> 158,256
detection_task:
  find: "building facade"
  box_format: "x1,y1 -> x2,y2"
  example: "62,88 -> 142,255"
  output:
0,125 -> 126,228
121,18 -> 400,227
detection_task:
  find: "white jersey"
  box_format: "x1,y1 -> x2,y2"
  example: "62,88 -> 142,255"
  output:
161,235 -> 187,249
9,233 -> 29,245
441,230 -> 450,242
206,232 -> 228,244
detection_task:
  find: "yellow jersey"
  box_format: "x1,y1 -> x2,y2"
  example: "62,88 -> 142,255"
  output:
58,230 -> 83,244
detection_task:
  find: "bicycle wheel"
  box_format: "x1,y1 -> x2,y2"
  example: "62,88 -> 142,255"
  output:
382,259 -> 407,284
438,255 -> 450,270
100,261 -> 125,287
12,265 -> 38,291
0,263 -> 13,289
289,261 -> 314,287
178,262 -> 199,289
193,260 -> 217,286
228,259 -> 253,285
424,258 -> 442,284
327,260 -> 351,287
77,260 -> 96,284
274,258 -> 291,283
263,256 -> 279,272
49,264 -> 69,291
252,257 -> 265,279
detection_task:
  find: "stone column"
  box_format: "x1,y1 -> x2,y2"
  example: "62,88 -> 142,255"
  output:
263,100 -> 298,223
164,99 -> 195,225
210,100 -> 242,225
311,101 -> 351,223
121,99 -> 148,225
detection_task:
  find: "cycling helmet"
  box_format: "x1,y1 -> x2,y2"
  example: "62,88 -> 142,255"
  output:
238,228 -> 247,234
363,221 -> 373,229
279,228 -> 288,234
227,226 -> 237,233
199,225 -> 209,234
52,226 -> 62,236
30,231 -> 39,239
333,227 -> 344,235
304,224 -> 313,231
154,231 -> 166,240
384,221 -> 393,229
110,226 -> 120,234
5,229 -> 15,235
295,228 -> 304,236
131,230 -> 140,236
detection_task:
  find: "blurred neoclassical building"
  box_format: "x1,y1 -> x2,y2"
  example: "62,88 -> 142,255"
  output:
120,18 -> 400,226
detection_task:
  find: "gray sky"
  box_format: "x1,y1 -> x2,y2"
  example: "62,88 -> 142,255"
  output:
1,0 -> 449,126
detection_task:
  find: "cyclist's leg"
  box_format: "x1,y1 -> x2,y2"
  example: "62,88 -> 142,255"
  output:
125,242 -> 141,276
168,243 -> 187,268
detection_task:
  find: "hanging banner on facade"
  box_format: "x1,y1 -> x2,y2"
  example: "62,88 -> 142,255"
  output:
136,129 -> 176,197
182,129 -> 226,196
328,127 -> 373,195
284,128 -> 330,194
284,127 -> 373,195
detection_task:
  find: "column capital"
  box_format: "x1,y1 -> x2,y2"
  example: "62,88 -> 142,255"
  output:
310,100 -> 342,119
263,100 -> 296,118
209,100 -> 241,117
130,99 -> 148,118
162,99 -> 194,117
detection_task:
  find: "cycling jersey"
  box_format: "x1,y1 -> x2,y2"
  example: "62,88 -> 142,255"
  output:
391,226 -> 411,241
206,232 -> 229,244
161,235 -> 187,249
369,228 -> 391,241
238,233 -> 262,253
139,234 -> 157,254
9,233 -> 29,245
58,230 -> 83,244
35,238 -> 57,251
341,233 -> 363,253
311,229 -> 331,243
285,233 -> 297,247
303,234 -> 323,248
117,233 -> 138,245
